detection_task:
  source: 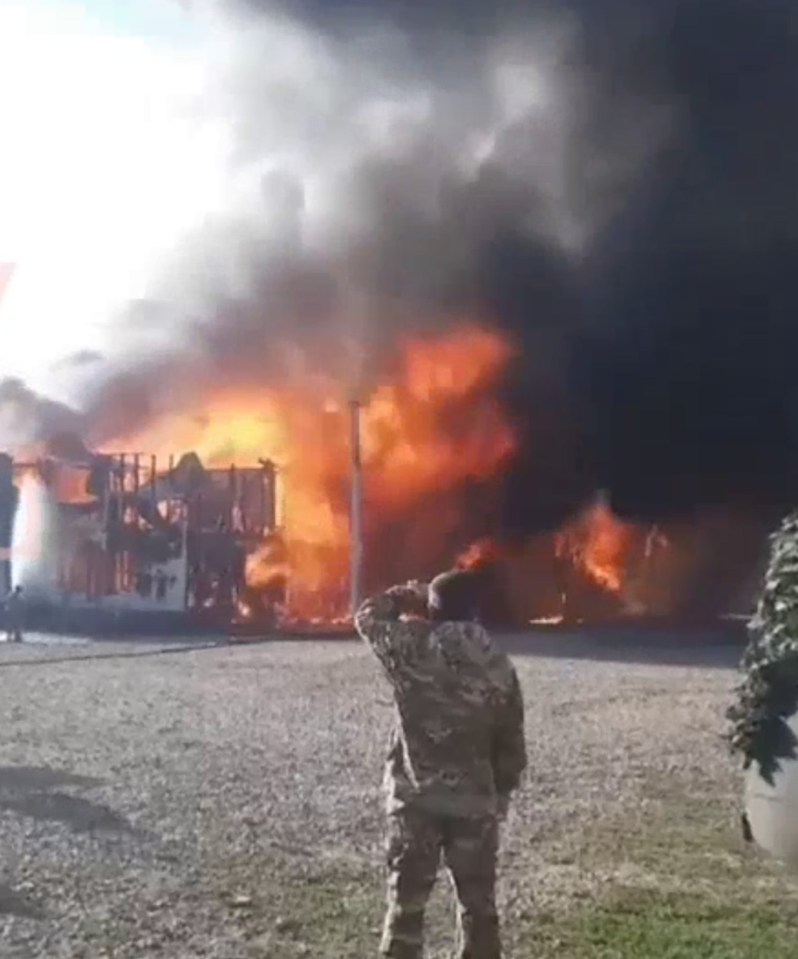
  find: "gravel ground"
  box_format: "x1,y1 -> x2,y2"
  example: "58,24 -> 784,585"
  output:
0,631 -> 743,958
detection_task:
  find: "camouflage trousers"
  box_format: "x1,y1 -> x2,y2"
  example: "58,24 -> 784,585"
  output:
381,806 -> 501,959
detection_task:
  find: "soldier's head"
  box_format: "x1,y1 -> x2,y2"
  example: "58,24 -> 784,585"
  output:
428,570 -> 480,622
13,585 -> 22,595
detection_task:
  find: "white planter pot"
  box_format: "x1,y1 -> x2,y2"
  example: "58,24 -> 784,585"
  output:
744,708 -> 798,866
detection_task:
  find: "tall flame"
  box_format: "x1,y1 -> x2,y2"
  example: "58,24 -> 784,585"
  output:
556,496 -> 637,595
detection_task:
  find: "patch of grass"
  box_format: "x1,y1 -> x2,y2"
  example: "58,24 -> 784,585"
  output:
205,856 -> 378,958
528,888 -> 798,959
514,793 -> 798,959
203,852 -> 459,958
236,854 -> 798,959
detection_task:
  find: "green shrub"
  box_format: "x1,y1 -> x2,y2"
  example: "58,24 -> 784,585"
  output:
727,510 -> 798,784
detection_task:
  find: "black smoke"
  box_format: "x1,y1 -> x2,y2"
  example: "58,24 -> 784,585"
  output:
577,0 -> 798,528
212,0 -> 798,540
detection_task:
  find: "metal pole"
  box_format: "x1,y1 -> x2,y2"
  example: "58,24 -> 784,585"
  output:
349,399 -> 363,618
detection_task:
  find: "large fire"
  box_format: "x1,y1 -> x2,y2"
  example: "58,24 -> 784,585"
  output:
109,325 -> 516,620
456,499 -> 664,624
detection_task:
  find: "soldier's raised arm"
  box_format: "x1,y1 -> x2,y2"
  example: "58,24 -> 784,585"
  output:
354,583 -> 428,677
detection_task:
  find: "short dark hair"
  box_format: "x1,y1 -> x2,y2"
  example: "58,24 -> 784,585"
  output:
428,570 -> 480,622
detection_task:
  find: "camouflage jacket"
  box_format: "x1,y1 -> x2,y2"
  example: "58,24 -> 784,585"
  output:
355,588 -> 527,817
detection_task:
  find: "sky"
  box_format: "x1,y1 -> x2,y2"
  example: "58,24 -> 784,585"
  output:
0,0 -> 228,394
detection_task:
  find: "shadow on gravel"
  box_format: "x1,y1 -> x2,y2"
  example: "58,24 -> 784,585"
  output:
0,792 -> 142,836
0,764 -> 145,838
0,765 -> 100,792
0,883 -> 46,919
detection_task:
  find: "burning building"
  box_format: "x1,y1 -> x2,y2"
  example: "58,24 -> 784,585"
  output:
8,449 -> 281,633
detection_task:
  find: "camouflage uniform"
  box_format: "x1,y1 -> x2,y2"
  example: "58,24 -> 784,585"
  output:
356,586 -> 527,959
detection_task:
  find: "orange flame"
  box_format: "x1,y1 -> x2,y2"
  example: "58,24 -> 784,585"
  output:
556,497 -> 637,595
361,328 -> 515,508
108,324 -> 516,620
45,463 -> 95,505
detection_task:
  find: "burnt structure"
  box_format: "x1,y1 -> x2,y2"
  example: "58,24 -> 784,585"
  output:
12,450 -> 280,632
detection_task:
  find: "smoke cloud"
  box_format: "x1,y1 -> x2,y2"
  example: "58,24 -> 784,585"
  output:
0,379 -> 84,455
6,0 -> 798,557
